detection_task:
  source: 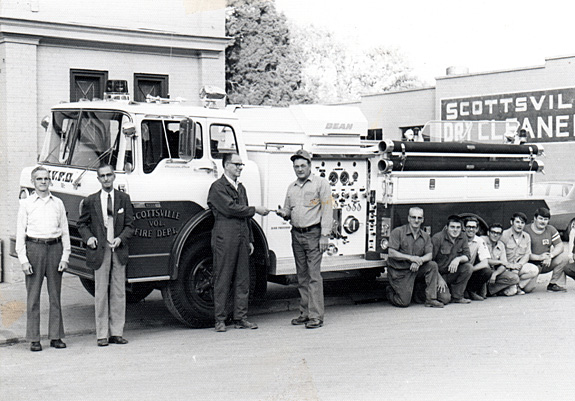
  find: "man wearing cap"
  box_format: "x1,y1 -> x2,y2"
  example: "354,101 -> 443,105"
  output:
431,215 -> 473,304
524,207 -> 569,292
277,149 -> 333,328
16,166 -> 70,351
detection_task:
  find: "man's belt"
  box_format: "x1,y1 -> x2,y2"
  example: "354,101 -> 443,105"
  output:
26,236 -> 62,245
292,223 -> 321,233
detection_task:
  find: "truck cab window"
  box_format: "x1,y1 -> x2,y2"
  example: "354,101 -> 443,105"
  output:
40,110 -> 126,169
69,111 -> 124,168
210,124 -> 237,159
142,120 -> 203,173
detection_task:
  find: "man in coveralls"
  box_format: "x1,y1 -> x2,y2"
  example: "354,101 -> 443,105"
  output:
208,153 -> 269,332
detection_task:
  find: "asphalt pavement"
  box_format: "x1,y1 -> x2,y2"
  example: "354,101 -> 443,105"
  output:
0,272 -> 384,345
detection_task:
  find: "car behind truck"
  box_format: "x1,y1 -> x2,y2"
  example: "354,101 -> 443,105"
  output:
14,84 -> 547,327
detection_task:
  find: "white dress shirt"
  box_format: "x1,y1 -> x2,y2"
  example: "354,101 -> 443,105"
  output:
16,192 -> 71,264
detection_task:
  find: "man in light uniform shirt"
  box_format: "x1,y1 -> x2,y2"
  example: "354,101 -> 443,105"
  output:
16,166 -> 70,352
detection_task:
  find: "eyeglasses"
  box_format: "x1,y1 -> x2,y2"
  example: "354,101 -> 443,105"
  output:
465,226 -> 478,230
409,216 -> 424,220
489,230 -> 503,235
229,163 -> 245,168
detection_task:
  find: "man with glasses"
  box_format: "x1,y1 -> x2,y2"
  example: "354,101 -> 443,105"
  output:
500,212 -> 539,294
277,149 -> 333,328
481,223 -> 520,296
385,207 -> 444,308
524,207 -> 569,292
208,153 -> 269,332
462,217 -> 492,301
16,166 -> 70,351
431,215 -> 473,304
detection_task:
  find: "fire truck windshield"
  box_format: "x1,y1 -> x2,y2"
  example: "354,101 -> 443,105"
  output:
40,110 -> 130,169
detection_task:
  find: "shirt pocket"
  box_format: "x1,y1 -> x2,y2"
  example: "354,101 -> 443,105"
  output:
440,244 -> 452,255
303,191 -> 319,208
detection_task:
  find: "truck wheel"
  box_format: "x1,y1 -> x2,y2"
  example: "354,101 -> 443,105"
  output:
79,278 -> 153,303
162,236 -> 215,327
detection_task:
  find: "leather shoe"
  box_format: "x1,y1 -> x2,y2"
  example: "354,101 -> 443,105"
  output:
30,341 -> 42,352
109,336 -> 129,344
234,319 -> 258,329
215,321 -> 227,332
97,338 -> 109,347
50,339 -> 67,349
305,318 -> 323,329
424,300 -> 444,308
291,315 -> 309,325
452,297 -> 471,304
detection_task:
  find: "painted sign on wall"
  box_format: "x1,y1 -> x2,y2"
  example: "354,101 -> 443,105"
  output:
441,87 -> 575,143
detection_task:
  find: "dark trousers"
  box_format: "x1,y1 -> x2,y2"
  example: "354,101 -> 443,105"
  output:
212,232 -> 250,322
438,262 -> 473,302
386,261 -> 439,307
291,227 -> 324,320
25,241 -> 65,342
466,267 -> 493,294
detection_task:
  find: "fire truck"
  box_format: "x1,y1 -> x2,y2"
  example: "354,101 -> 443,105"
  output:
16,83 -> 547,327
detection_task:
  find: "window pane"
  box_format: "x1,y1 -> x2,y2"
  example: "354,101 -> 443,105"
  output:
40,110 -> 80,164
210,125 -> 238,158
69,111 -> 124,168
141,120 -> 204,173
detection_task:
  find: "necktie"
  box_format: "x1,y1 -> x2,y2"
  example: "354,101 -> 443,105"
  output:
107,193 -> 113,216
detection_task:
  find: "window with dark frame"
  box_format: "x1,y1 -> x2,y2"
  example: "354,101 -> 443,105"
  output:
70,69 -> 108,102
134,73 -> 169,102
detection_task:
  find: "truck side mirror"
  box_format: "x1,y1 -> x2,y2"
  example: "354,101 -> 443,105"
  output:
122,122 -> 136,137
179,118 -> 196,161
41,115 -> 50,130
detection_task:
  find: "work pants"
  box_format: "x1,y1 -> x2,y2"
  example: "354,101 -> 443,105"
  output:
212,232 -> 250,322
291,227 -> 324,321
438,262 -> 473,303
25,241 -> 65,342
386,261 -> 439,307
95,247 -> 126,339
536,253 -> 569,286
488,269 -> 520,295
466,266 -> 492,294
518,263 -> 539,293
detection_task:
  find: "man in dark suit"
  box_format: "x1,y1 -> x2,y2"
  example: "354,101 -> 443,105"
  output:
78,164 -> 134,346
207,153 -> 268,332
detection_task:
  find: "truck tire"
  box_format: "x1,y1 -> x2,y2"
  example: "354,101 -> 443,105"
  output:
162,236 -> 216,327
79,277 -> 154,303
162,235 -> 265,327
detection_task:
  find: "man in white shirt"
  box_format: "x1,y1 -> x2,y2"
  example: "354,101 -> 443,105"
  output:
16,166 -> 71,352
463,217 -> 492,300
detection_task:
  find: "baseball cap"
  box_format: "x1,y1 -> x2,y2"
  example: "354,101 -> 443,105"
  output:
290,149 -> 312,163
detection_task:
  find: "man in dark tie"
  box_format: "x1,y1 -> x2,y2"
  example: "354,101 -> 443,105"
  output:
78,164 -> 134,346
207,153 -> 269,332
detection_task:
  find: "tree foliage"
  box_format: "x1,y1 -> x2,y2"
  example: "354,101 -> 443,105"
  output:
289,23 -> 423,103
225,0 -> 423,105
225,0 -> 312,105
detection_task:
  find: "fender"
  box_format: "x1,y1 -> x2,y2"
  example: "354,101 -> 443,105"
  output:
168,210 -> 271,280
169,209 -> 214,280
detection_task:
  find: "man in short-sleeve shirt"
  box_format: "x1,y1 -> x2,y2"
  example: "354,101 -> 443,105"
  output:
500,212 -> 539,293
524,207 -> 569,292
431,215 -> 473,304
386,207 -> 444,308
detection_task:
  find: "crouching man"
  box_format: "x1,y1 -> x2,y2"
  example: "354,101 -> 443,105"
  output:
385,207 -> 444,308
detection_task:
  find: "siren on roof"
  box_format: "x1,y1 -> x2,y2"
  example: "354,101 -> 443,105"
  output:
200,86 -> 226,108
104,80 -> 130,101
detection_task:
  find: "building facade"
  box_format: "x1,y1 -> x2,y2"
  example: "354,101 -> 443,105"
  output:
356,55 -> 575,183
0,0 -> 228,281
